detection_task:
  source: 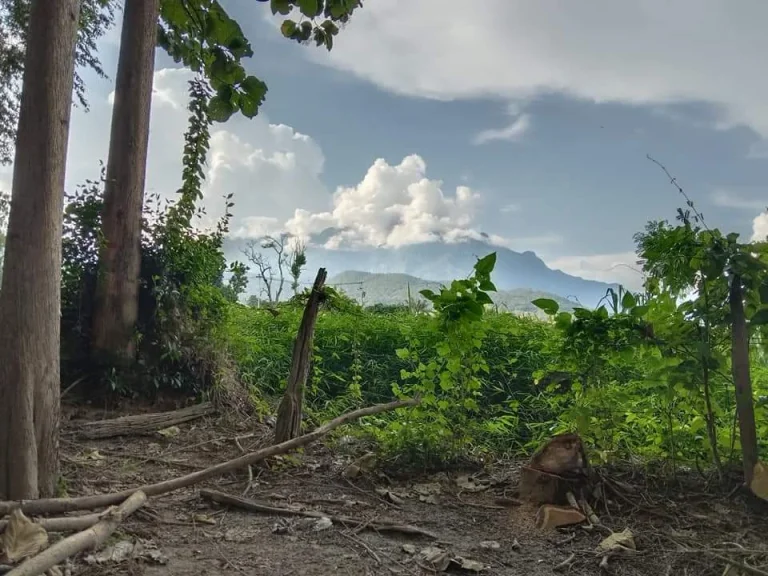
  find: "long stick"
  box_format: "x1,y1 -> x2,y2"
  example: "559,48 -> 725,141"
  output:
0,399 -> 418,517
0,513 -> 102,534
200,489 -> 437,539
6,491 -> 147,576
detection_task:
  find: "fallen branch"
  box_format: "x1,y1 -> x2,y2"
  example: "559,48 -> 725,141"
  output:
199,489 -> 437,539
0,398 -> 418,517
6,491 -> 147,576
553,553 -> 576,572
73,402 -> 214,440
0,513 -> 102,534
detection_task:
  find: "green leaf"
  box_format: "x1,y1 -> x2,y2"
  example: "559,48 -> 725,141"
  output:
621,291 -> 637,310
751,308 -> 768,326
160,0 -> 190,28
395,348 -> 410,360
478,279 -> 497,292
298,0 -> 320,17
238,76 -> 268,117
474,252 -> 496,276
280,19 -> 298,38
475,292 -> 494,306
630,305 -> 649,318
271,0 -> 292,15
208,94 -> 237,122
532,298 -> 559,316
760,280 -> 768,305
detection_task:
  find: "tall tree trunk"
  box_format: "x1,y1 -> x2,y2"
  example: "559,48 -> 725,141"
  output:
0,0 -> 82,500
91,0 -> 160,364
729,274 -> 758,484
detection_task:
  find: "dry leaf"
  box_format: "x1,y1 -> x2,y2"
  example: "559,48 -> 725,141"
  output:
375,488 -> 404,505
417,546 -> 451,572
157,426 -> 180,438
597,528 -> 636,552
456,475 -> 489,493
192,514 -> 217,525
2,508 -> 48,563
314,517 -> 333,531
84,540 -> 135,564
452,556 -> 489,572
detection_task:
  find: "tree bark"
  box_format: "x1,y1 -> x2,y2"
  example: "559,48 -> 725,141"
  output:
274,268 -> 327,443
0,0 -> 82,500
91,0 -> 160,364
729,274 -> 758,484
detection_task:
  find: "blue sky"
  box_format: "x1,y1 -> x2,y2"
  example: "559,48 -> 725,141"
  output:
2,0 -> 767,290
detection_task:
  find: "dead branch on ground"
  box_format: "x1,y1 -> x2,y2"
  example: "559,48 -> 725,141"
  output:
0,513 -> 102,534
5,491 -> 146,576
0,398 -> 418,517
73,402 -> 214,440
199,488 -> 437,539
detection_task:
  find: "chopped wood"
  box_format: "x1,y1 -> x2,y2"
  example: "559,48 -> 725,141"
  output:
199,489 -> 437,539
0,513 -> 102,534
73,402 -> 214,440
5,490 -> 147,576
0,398 -> 418,517
274,268 -> 327,444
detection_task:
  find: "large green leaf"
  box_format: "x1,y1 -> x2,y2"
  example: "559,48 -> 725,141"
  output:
751,308 -> 768,326
208,94 -> 237,122
532,298 -> 559,316
474,252 -> 496,276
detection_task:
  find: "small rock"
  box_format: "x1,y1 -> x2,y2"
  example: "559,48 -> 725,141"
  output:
402,544 -> 416,554
157,426 -> 180,438
480,541 -> 500,550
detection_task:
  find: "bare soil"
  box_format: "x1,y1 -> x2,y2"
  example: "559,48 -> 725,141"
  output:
42,401 -> 768,576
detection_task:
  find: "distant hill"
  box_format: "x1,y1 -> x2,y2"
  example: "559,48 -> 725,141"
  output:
224,236 -> 618,308
328,270 -> 578,315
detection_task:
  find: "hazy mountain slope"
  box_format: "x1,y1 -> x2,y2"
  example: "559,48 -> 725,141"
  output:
223,236 -> 617,308
329,270 -> 578,314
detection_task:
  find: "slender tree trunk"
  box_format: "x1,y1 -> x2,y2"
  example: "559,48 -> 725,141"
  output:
91,0 -> 160,364
0,0 -> 82,500
729,274 -> 758,484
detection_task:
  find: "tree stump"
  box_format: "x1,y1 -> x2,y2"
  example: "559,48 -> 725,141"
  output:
274,268 -> 327,444
518,433 -> 590,505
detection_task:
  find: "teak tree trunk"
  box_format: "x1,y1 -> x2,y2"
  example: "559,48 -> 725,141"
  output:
91,0 -> 160,364
0,0 -> 82,499
274,268 -> 327,443
729,274 -> 758,484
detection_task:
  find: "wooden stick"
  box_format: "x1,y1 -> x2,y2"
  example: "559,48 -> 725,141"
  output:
5,491 -> 147,576
0,513 -> 102,534
0,398 -> 418,517
199,489 -> 437,539
73,402 -> 214,439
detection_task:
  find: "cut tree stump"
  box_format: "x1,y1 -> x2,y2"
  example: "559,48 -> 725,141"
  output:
274,268 -> 327,444
519,433 -> 590,505
73,402 -> 214,439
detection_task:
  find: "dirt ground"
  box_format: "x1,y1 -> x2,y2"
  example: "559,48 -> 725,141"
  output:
23,401 -> 768,576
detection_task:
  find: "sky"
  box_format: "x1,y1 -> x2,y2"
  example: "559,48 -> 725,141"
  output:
2,0 -> 768,291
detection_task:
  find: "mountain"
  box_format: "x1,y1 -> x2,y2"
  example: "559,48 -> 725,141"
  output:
328,270 -> 578,314
224,236 -> 617,308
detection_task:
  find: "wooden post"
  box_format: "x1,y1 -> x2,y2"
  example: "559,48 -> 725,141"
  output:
274,268 -> 327,443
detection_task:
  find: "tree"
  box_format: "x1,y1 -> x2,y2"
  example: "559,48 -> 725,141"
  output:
90,0 -> 161,364
0,0 -> 116,165
0,0 -> 82,499
91,0 -> 362,362
242,233 -> 307,303
289,239 -> 307,295
0,190 -> 8,283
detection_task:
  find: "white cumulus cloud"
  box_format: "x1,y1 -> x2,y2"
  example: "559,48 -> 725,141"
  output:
752,212 -> 768,242
546,251 -> 645,292
285,154 -> 484,248
62,68 -> 530,251
293,0 -> 768,139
